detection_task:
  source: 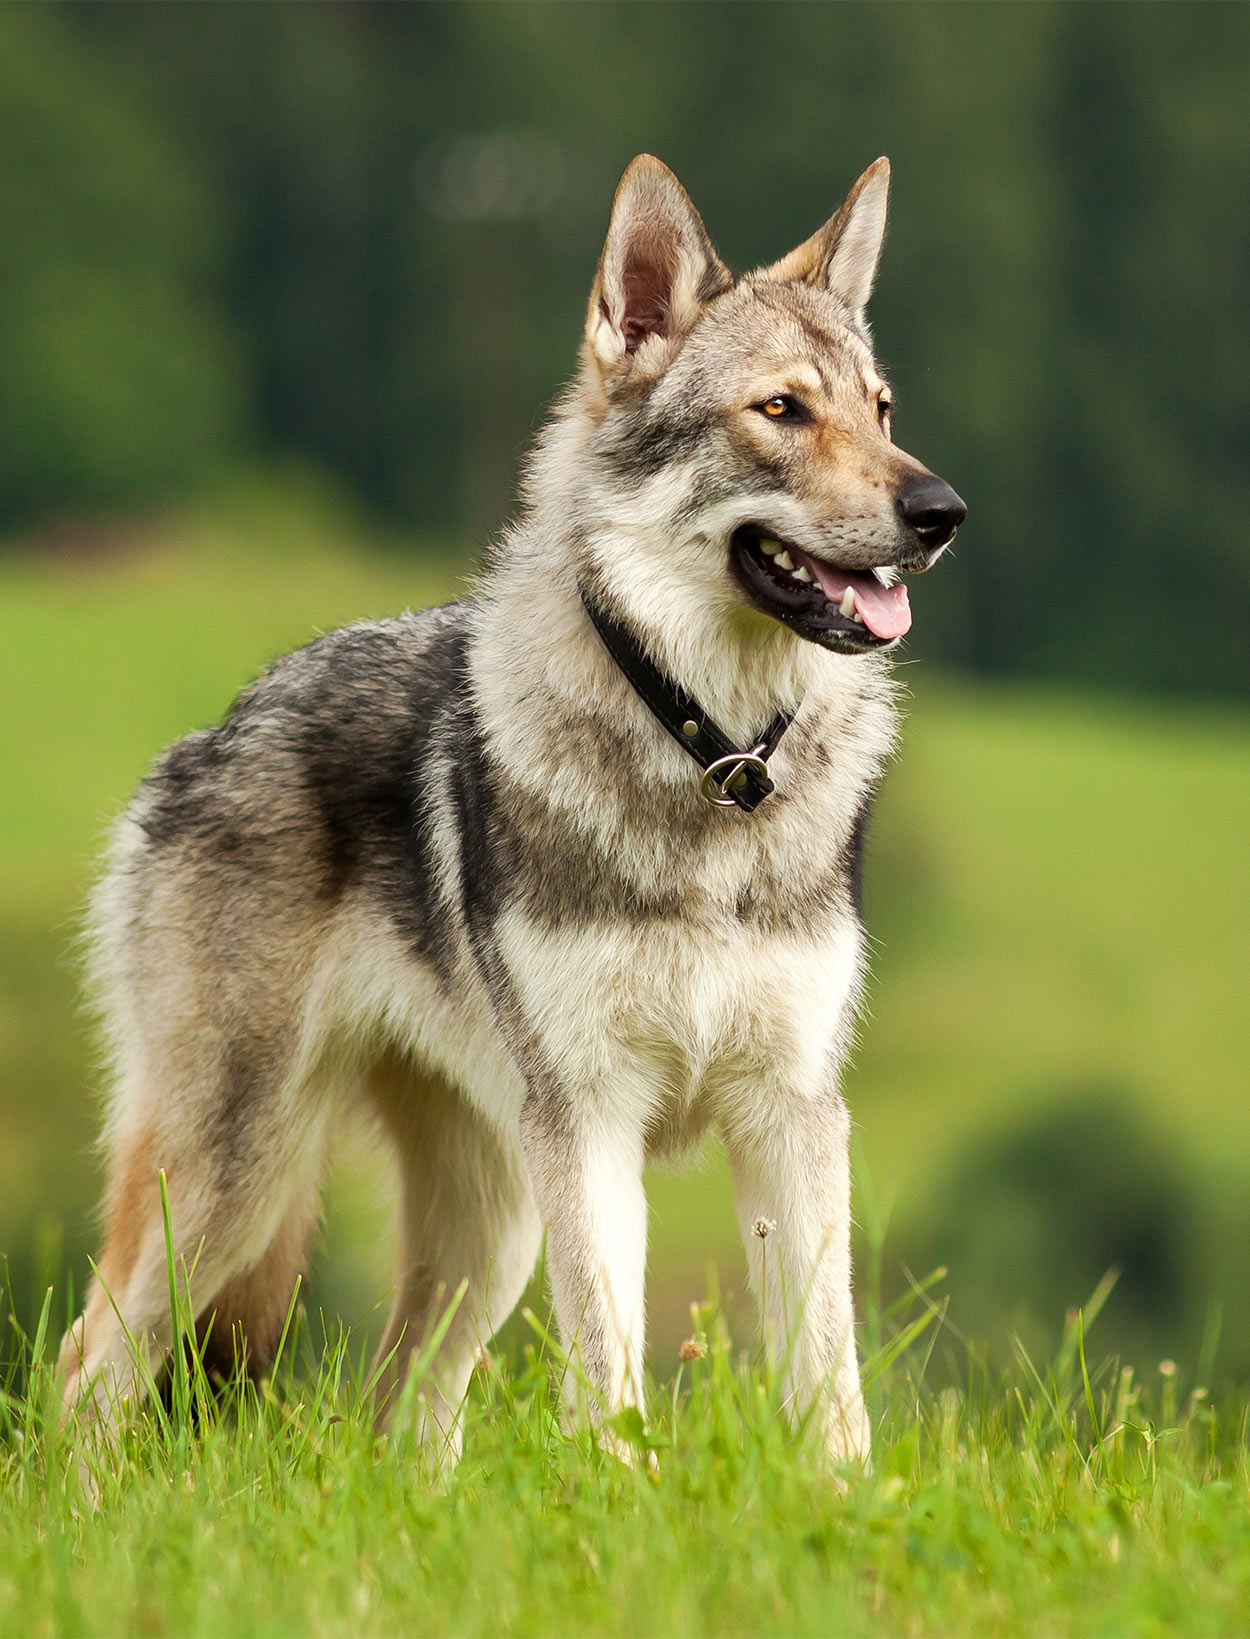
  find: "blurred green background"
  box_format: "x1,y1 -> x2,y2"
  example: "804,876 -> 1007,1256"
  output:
2,0 -> 1248,1382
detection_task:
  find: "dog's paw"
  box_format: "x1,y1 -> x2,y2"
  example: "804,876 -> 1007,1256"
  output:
821,1398 -> 873,1482
600,1407 -> 662,1477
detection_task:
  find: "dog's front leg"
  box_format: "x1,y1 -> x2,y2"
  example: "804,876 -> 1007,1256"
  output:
519,1088 -> 647,1436
724,1084 -> 871,1468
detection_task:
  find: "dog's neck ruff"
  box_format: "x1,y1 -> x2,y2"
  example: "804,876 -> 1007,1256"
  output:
578,584 -> 797,812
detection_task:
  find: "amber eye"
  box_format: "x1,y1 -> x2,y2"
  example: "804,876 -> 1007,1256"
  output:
757,394 -> 806,421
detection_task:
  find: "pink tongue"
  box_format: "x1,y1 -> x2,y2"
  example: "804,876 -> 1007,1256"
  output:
796,551 -> 912,640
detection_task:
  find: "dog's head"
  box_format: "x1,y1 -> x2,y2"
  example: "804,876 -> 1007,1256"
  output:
577,155 -> 965,656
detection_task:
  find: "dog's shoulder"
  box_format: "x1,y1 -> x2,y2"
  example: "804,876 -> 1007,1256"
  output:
130,601 -> 473,859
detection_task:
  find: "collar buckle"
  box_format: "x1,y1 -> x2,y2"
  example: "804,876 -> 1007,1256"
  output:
699,748 -> 770,808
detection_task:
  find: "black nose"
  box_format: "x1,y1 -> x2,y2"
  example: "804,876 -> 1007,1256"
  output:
898,477 -> 967,553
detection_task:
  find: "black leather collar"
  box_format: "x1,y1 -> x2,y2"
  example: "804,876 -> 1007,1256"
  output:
579,583 -> 796,813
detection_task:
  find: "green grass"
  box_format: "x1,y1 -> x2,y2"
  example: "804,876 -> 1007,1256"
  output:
3,1268 -> 1248,1639
3,489 -> 1250,1633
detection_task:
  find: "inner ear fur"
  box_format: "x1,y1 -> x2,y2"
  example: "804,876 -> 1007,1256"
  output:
761,156 -> 890,320
584,154 -> 732,385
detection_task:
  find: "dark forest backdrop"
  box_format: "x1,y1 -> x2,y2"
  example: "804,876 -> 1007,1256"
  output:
3,0 -> 1248,694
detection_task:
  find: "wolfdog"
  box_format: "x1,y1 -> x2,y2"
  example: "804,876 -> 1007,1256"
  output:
60,155 -> 964,1471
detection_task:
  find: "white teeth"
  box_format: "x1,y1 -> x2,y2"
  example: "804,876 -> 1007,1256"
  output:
759,538 -> 784,556
839,586 -> 857,619
774,549 -> 795,571
792,564 -> 813,583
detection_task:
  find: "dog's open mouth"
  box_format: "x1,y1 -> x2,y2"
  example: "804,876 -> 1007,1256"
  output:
729,526 -> 912,653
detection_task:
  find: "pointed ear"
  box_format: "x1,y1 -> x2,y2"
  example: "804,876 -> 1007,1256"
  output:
584,155 -> 732,386
762,157 -> 890,322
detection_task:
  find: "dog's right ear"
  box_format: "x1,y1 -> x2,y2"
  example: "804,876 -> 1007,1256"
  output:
761,157 -> 890,326
584,155 -> 731,392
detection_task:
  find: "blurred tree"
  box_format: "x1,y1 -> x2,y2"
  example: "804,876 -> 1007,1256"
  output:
0,5 -> 245,527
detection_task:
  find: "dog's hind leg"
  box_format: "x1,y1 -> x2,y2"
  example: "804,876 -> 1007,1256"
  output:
195,1189 -> 320,1384
366,1053 -> 541,1472
59,1051 -> 331,1432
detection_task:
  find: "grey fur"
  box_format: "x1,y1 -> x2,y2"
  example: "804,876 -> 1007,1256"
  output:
60,155 -> 963,1474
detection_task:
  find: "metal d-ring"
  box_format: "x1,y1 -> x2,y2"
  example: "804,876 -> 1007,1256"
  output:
699,748 -> 769,808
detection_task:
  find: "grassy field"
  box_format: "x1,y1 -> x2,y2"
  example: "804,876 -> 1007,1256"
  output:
2,492 -> 1249,1632
3,1271 -> 1249,1639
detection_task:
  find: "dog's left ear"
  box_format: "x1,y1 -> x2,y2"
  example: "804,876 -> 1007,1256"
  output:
762,157 -> 890,324
584,155 -> 732,389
